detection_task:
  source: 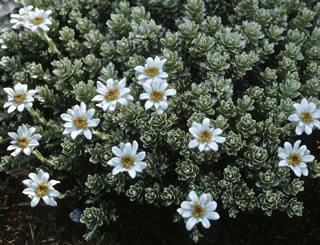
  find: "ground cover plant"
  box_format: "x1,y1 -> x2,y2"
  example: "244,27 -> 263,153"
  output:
1,0 -> 320,244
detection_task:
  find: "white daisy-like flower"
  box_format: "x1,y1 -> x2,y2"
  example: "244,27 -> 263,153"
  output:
108,140 -> 147,179
188,118 -> 226,152
23,8 -> 52,32
22,169 -> 60,207
134,56 -> 168,85
278,140 -> 314,177
60,102 -> 100,140
177,191 -> 220,231
10,5 -> 33,29
91,78 -> 133,111
288,98 -> 320,135
7,125 -> 41,156
3,83 -> 37,113
139,77 -> 176,114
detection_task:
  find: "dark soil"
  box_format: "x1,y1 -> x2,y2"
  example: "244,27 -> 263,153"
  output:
1,168 -> 320,245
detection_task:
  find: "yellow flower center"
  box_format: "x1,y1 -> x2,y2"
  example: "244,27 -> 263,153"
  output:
17,136 -> 29,147
301,112 -> 313,122
35,183 -> 49,196
151,90 -> 165,101
144,67 -> 159,77
121,155 -> 135,168
13,92 -> 27,103
192,201 -> 205,217
29,16 -> 44,25
104,87 -> 119,101
73,116 -> 87,129
288,153 -> 302,165
198,130 -> 211,142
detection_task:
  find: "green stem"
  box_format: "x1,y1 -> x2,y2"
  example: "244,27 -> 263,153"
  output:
28,108 -> 47,126
32,150 -> 55,167
27,108 -> 63,133
92,129 -> 108,140
36,29 -> 63,59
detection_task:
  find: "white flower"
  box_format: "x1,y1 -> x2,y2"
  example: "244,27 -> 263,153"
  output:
60,102 -> 100,140
188,118 -> 225,152
7,125 -> 41,156
108,140 -> 147,179
134,56 -> 168,85
23,8 -> 52,32
3,82 -> 37,113
288,98 -> 320,135
22,169 -> 60,207
10,5 -> 33,29
139,78 -> 176,114
278,140 -> 315,177
177,191 -> 220,231
91,78 -> 133,111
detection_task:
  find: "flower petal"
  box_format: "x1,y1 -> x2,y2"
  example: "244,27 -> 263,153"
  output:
31,196 -> 40,207
48,180 -> 60,186
182,210 -> 192,218
188,191 -> 198,202
186,217 -> 197,231
165,89 -> 176,96
305,124 -> 312,135
128,168 -> 136,178
301,167 -> 308,176
83,129 -> 92,140
188,139 -> 199,149
288,114 -> 299,122
181,201 -> 193,210
279,160 -> 288,167
205,201 -> 217,211
71,129 -> 82,140
61,113 -> 73,122
213,136 -> 225,143
145,100 -> 154,110
295,125 -> 304,135
23,187 -> 35,196
292,166 -> 302,177
206,211 -> 220,220
208,142 -> 218,151
201,218 -> 211,229
28,173 -> 39,184
199,194 -> 208,206
41,172 -> 49,183
302,155 -> 314,162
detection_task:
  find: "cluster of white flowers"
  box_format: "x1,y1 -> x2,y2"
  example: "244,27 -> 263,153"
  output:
10,5 -> 52,32
277,98 -> 319,177
135,56 -> 176,114
6,4 -> 320,234
4,83 -> 40,157
90,57 -> 175,115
